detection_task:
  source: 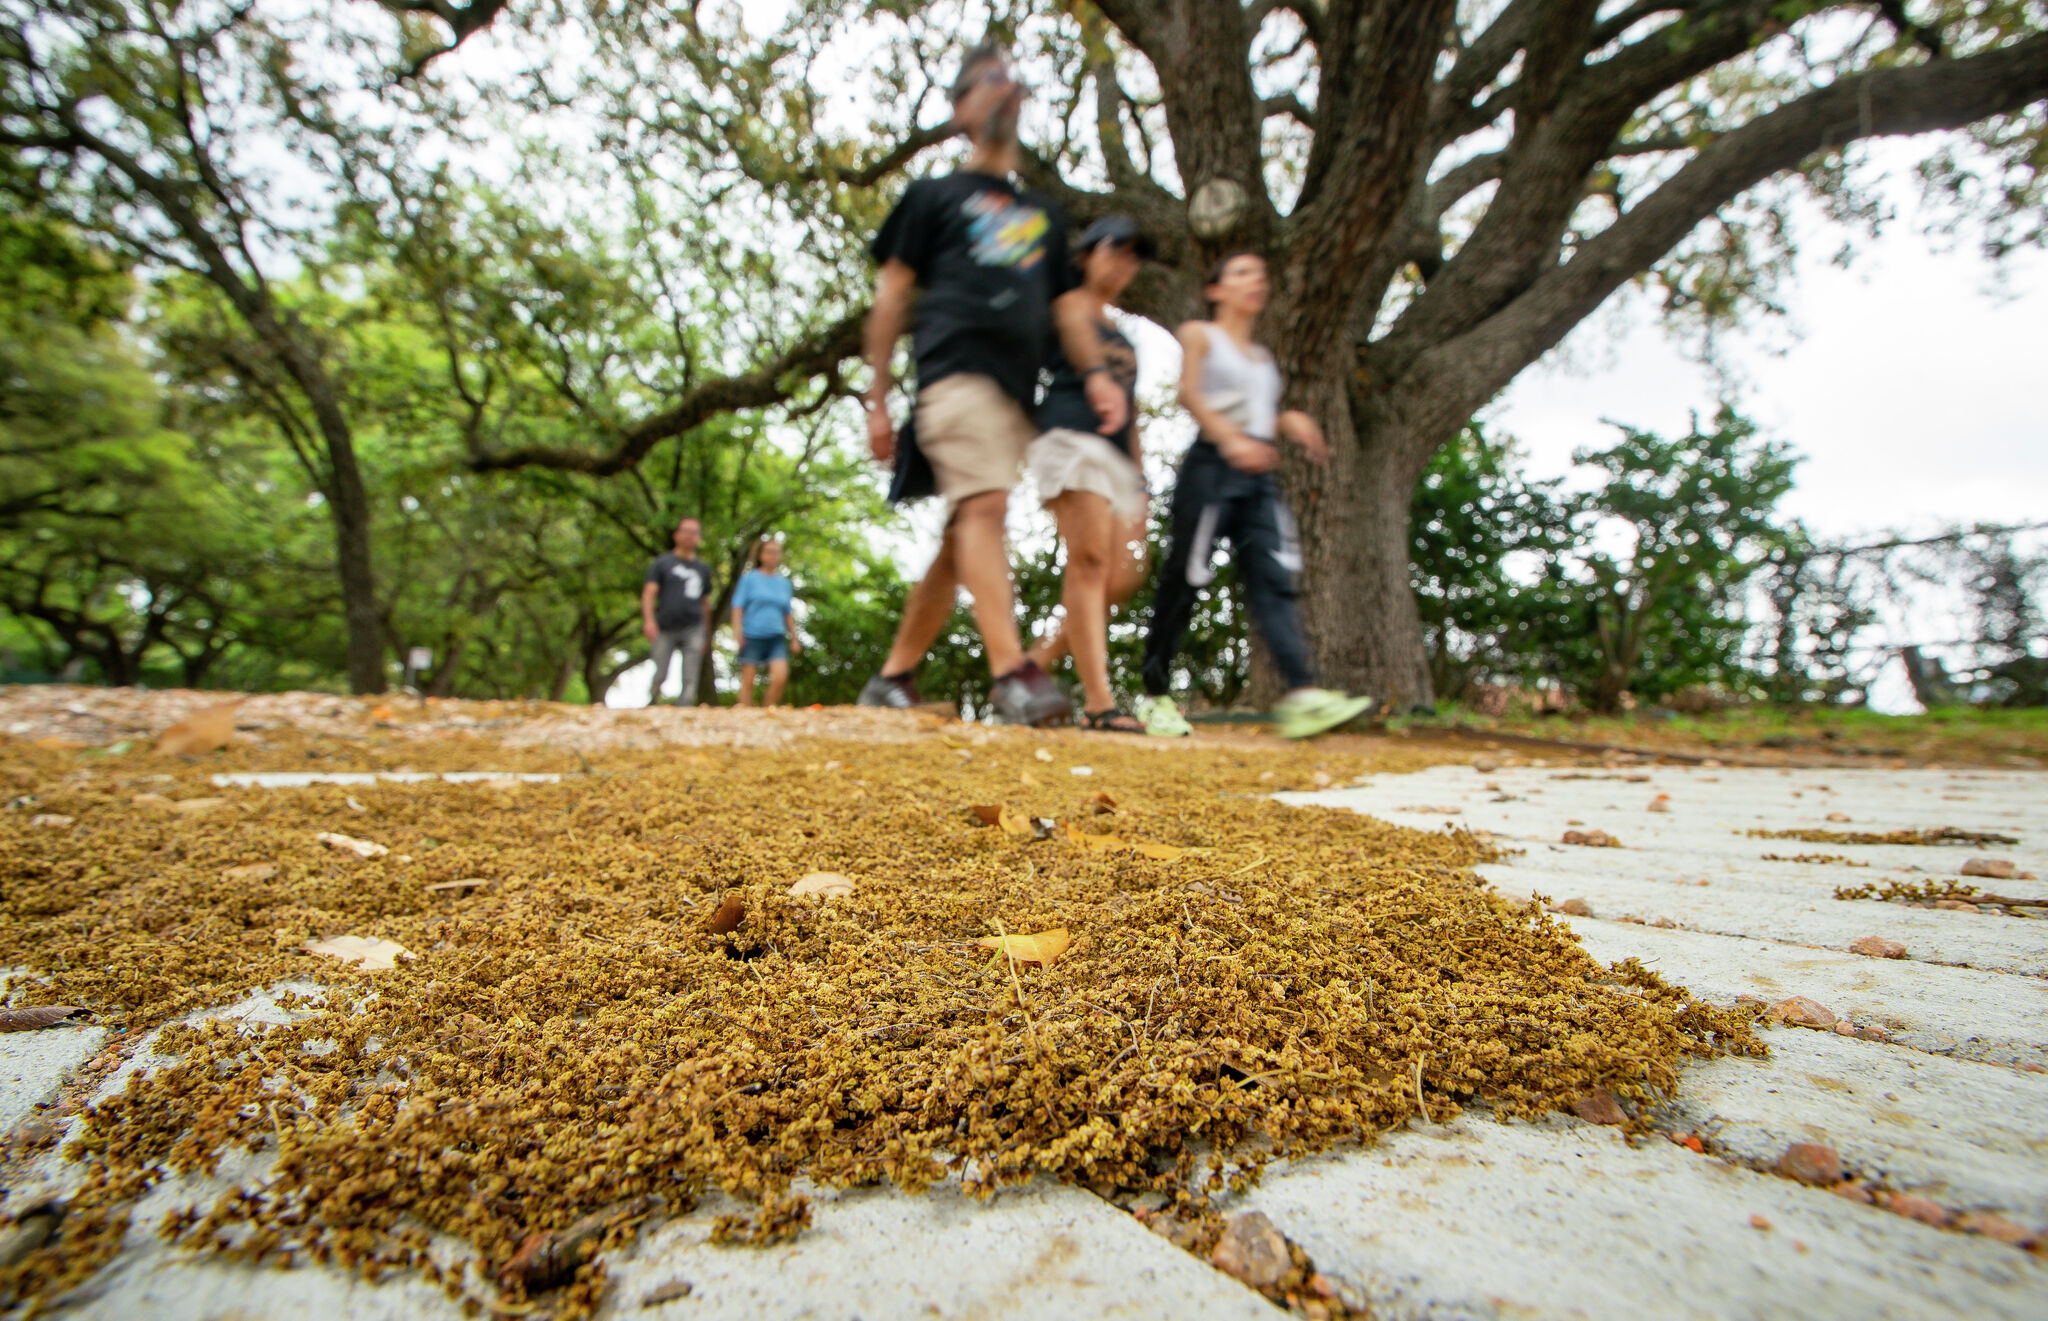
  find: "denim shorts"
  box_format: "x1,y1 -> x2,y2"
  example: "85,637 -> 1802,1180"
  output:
738,634 -> 788,664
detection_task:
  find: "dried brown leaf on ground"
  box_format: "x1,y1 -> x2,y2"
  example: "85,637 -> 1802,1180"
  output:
999,807 -> 1047,840
302,935 -> 413,971
1561,829 -> 1620,848
707,894 -> 745,933
1063,823 -> 1187,862
155,701 -> 240,756
222,863 -> 277,882
501,1196 -> 656,1292
0,1006 -> 88,1032
1091,792 -> 1121,814
974,928 -> 1073,968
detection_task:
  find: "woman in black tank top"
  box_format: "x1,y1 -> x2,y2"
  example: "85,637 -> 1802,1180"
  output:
1026,215 -> 1155,733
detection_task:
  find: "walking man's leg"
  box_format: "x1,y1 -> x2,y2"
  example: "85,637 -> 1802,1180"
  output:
766,658 -> 790,706
648,631 -> 679,705
861,529 -> 957,708
737,662 -> 759,707
884,529 -> 959,674
675,631 -> 705,706
950,489 -> 1023,679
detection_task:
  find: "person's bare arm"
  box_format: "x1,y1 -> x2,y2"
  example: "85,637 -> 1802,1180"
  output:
1053,291 -> 1127,435
1176,323 -> 1273,473
864,259 -> 919,461
1277,410 -> 1328,463
640,581 -> 660,641
785,609 -> 801,656
731,605 -> 746,642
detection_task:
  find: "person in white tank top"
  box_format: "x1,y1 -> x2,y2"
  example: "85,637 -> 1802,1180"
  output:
1133,252 -> 1377,740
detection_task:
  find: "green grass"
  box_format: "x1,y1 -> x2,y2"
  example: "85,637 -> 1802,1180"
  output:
1419,703 -> 2048,766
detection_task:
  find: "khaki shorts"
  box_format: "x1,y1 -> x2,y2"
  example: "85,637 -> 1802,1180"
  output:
916,374 -> 1038,512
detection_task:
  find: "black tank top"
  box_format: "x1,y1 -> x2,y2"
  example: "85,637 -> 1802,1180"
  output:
1037,319 -> 1138,460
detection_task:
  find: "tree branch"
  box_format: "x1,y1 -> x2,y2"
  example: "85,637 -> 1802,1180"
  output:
376,0 -> 515,80
470,311 -> 867,475
808,122 -> 959,188
1587,1 -> 1687,53
1873,0 -> 1944,59
1261,91 -> 1314,126
1394,29 -> 2048,443
1247,0 -> 1325,47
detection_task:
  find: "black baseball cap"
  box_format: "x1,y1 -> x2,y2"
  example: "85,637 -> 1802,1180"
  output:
1078,214 -> 1156,259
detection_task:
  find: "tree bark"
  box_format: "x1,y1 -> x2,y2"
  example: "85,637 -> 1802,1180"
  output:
1285,365 -> 1437,709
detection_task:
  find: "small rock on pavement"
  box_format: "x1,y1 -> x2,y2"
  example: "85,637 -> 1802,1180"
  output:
1767,996 -> 1838,1029
1211,1210 -> 1292,1290
1471,756 -> 1499,773
1880,1192 -> 1950,1228
641,1279 -> 693,1306
1750,1214 -> 1772,1231
1553,897 -> 1594,917
1961,857 -> 2017,880
1935,899 -> 1979,911
1849,936 -> 1908,959
1778,1142 -> 1842,1186
1572,1089 -> 1627,1126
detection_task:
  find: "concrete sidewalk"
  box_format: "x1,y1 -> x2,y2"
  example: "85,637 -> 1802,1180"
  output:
5,764 -> 2043,1319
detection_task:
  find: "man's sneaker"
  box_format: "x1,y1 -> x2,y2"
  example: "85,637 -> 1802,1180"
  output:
1272,688 -> 1375,740
858,672 -> 921,709
1133,694 -> 1192,737
990,660 -> 1072,727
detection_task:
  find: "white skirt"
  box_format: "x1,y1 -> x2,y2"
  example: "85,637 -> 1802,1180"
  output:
1028,428 -> 1147,521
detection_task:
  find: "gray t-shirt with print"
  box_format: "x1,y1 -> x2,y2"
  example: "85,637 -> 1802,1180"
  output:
647,554 -> 712,632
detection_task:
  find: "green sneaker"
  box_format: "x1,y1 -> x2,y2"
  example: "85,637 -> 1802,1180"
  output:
1272,688 -> 1375,739
1134,694 -> 1192,737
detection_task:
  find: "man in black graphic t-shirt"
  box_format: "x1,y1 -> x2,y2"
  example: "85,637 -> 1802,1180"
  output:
857,42 -> 1126,726
641,516 -> 713,705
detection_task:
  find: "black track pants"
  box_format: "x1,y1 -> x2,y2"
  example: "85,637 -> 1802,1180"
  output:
1141,440 -> 1315,696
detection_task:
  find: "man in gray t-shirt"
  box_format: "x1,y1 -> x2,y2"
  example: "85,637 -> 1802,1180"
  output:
642,517 -> 714,705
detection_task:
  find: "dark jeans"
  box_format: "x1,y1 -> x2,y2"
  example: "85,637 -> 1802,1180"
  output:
1141,440 -> 1315,696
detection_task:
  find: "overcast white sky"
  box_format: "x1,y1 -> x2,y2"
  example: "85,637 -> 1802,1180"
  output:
1491,188 -> 2047,539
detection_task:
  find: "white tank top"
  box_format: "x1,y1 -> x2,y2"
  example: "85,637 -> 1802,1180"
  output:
1198,324 -> 1283,442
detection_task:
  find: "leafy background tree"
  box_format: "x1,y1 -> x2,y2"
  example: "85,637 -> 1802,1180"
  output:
2,1 -> 2043,716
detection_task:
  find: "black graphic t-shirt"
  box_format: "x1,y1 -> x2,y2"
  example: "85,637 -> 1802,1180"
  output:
646,553 -> 712,632
1037,318 -> 1138,462
871,170 -> 1075,408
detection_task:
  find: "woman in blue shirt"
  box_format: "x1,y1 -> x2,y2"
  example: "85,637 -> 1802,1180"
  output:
730,538 -> 800,707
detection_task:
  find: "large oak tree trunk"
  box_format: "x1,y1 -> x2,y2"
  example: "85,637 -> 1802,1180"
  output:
1282,355 -> 1437,711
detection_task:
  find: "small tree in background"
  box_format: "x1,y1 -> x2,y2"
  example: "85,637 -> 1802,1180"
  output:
1543,408 -> 1797,712
1409,423 -> 1577,705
